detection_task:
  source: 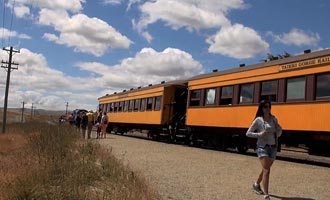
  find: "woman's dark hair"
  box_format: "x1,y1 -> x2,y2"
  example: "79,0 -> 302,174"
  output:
255,99 -> 272,118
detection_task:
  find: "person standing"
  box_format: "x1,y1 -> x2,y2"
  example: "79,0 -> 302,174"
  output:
101,112 -> 108,139
246,100 -> 282,200
81,112 -> 88,139
86,110 -> 95,139
75,113 -> 82,133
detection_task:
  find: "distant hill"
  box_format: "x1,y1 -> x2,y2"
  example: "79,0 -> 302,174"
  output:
0,108 -> 69,123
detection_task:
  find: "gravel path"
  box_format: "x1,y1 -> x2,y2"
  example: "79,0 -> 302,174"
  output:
98,134 -> 330,200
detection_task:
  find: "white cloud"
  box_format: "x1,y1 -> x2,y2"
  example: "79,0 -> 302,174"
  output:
127,0 -> 141,10
103,0 -> 122,5
268,28 -> 320,47
9,0 -> 131,56
39,9 -> 132,56
9,0 -> 84,14
0,28 -> 31,39
14,5 -> 30,18
76,47 -> 204,90
206,24 -> 269,59
0,47 -> 203,110
134,0 -> 245,42
0,48 -> 99,110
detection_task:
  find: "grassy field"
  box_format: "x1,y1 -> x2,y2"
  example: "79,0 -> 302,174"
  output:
0,122 -> 157,200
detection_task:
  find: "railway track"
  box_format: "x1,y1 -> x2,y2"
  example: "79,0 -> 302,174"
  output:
108,131 -> 330,167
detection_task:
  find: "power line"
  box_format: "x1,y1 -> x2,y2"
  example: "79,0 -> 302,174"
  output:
8,0 -> 16,45
1,0 -> 7,47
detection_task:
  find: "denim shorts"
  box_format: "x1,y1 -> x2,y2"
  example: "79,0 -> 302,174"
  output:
256,145 -> 277,160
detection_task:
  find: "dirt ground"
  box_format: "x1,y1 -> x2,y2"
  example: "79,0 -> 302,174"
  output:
98,133 -> 330,200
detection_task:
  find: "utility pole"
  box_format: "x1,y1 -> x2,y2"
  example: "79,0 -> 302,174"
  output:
1,46 -> 20,133
65,102 -> 69,115
21,101 -> 25,123
31,103 -> 34,118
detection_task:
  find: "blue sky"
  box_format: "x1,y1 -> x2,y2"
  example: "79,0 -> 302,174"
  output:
0,0 -> 329,111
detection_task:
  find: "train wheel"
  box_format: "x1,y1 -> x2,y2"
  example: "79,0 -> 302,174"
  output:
235,136 -> 248,154
237,144 -> 248,153
191,133 -> 200,147
113,126 -> 119,134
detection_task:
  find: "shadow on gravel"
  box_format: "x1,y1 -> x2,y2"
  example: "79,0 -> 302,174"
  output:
270,194 -> 315,200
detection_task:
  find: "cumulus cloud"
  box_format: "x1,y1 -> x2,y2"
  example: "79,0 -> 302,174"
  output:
9,0 -> 132,57
103,0 -> 122,5
0,28 -> 31,39
39,9 -> 132,56
206,24 -> 269,59
134,0 -> 244,42
14,5 -> 30,18
267,28 -> 320,47
0,48 -> 99,110
0,47 -> 204,110
9,0 -> 84,14
76,47 -> 204,90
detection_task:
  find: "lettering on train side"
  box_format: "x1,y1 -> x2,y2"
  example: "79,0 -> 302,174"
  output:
279,55 -> 330,71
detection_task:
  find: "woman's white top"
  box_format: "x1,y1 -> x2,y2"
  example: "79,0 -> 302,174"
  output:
246,116 -> 282,147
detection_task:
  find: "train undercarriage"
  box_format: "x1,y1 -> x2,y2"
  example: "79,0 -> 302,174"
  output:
106,123 -> 330,156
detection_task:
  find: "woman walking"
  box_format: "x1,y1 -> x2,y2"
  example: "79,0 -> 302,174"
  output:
246,100 -> 282,200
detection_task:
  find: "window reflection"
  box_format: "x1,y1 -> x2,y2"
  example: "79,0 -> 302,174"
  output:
205,88 -> 216,105
220,86 -> 233,105
316,73 -> 330,98
287,77 -> 305,100
261,80 -> 278,102
240,83 -> 254,103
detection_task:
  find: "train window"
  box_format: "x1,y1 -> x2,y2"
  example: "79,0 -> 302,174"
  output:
134,99 -> 140,111
114,102 -> 119,112
104,103 -> 107,113
128,100 -> 134,112
220,86 -> 233,105
190,90 -> 201,107
261,80 -> 278,102
107,103 -> 114,112
316,73 -> 330,98
205,88 -> 216,105
118,101 -> 124,112
240,83 -> 254,103
140,98 -> 146,111
286,77 -> 306,100
123,100 -> 129,112
154,96 -> 162,110
146,97 -> 153,110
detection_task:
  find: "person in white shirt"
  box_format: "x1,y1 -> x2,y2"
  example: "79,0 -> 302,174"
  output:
246,100 -> 282,200
101,112 -> 109,139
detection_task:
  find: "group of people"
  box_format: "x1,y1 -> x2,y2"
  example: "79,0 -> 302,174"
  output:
74,110 -> 108,139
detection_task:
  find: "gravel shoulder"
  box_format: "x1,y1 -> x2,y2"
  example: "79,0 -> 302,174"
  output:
98,133 -> 330,200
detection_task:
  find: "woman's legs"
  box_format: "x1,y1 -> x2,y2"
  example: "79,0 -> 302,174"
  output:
259,157 -> 274,195
256,169 -> 263,184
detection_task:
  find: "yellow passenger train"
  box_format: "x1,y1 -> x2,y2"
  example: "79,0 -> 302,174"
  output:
98,49 -> 330,155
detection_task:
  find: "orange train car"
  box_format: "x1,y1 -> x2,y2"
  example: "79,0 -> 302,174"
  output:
186,49 -> 330,153
98,80 -> 187,139
98,49 -> 330,155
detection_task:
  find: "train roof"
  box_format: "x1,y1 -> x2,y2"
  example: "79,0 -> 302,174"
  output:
189,48 -> 330,81
98,79 -> 187,100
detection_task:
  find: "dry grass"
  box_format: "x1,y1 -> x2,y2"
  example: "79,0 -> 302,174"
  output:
0,122 -> 158,200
